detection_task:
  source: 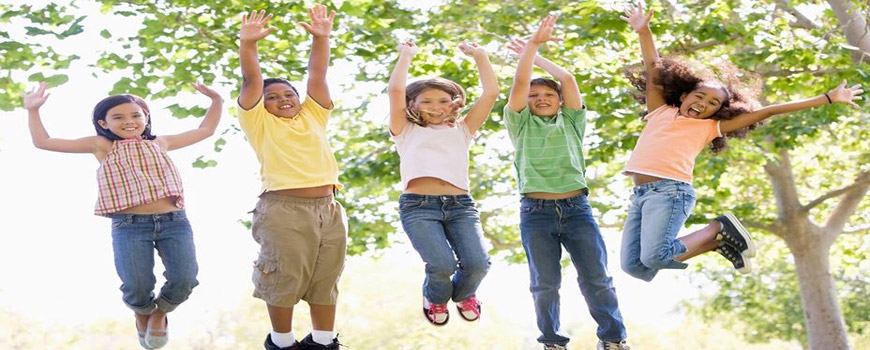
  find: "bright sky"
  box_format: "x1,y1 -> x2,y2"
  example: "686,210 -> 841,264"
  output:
0,1 -> 706,347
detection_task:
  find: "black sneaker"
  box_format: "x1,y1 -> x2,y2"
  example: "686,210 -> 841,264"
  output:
543,344 -> 568,350
597,340 -> 631,350
264,334 -> 302,350
300,333 -> 341,350
715,213 -> 756,257
715,242 -> 751,274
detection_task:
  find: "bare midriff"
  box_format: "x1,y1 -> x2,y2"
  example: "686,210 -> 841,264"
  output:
524,189 -> 586,200
269,184 -> 335,198
116,196 -> 181,214
627,172 -> 666,186
405,177 -> 467,195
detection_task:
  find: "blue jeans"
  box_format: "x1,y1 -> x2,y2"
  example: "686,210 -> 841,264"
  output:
520,194 -> 627,345
399,194 -> 490,303
620,179 -> 695,282
111,210 -> 199,315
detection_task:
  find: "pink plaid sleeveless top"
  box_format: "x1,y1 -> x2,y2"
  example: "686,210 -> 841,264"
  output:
95,139 -> 184,216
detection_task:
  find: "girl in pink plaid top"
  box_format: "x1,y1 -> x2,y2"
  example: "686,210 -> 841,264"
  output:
23,82 -> 222,349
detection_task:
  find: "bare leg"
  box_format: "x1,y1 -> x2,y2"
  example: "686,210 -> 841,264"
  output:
309,303 -> 336,331
266,304 -> 295,333
147,308 -> 167,336
675,220 -> 721,262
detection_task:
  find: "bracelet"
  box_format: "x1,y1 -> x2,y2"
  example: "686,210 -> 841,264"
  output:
824,93 -> 833,104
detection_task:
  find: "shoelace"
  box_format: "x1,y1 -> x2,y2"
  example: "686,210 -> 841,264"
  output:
457,297 -> 481,318
428,302 -> 448,315
715,244 -> 742,266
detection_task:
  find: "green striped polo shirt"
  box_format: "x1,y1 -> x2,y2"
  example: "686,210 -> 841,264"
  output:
504,105 -> 588,194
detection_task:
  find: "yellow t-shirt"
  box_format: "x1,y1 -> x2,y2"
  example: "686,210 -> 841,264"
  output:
238,96 -> 343,193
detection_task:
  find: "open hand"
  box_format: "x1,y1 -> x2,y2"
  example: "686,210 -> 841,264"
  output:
621,2 -> 653,33
240,10 -> 275,43
828,80 -> 864,107
529,14 -> 562,45
458,40 -> 486,58
192,83 -> 221,100
397,41 -> 419,56
22,82 -> 50,111
300,3 -> 336,38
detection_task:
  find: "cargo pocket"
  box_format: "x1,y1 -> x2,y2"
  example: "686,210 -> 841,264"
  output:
252,249 -> 279,293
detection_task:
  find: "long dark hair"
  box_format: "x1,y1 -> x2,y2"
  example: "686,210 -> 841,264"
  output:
92,94 -> 156,141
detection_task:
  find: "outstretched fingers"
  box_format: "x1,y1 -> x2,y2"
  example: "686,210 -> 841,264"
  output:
22,82 -> 51,110
830,80 -> 865,107
300,3 -> 336,37
621,2 -> 653,32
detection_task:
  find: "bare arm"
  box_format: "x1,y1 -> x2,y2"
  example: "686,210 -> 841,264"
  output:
507,15 -> 560,112
301,4 -> 336,108
720,80 -> 864,133
387,42 -> 418,135
238,10 -> 275,110
507,38 -> 581,110
160,83 -> 224,151
622,3 -> 664,111
22,82 -> 105,154
458,41 -> 499,133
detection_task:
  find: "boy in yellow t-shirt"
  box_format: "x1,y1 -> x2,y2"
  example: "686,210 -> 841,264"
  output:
237,5 -> 346,350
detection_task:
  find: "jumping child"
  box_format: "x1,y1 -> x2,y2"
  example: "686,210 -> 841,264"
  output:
387,40 -> 498,326
23,81 -> 222,349
237,5 -> 346,350
619,3 -> 863,282
505,15 -> 630,350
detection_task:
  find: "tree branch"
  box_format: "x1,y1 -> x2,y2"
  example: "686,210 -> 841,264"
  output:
803,171 -> 870,211
826,0 -> 870,65
763,148 -> 803,222
775,0 -> 821,30
842,224 -> 870,235
823,171 -> 870,233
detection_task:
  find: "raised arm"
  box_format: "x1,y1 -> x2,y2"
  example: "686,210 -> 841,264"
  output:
622,3 -> 664,111
387,42 -> 418,135
22,82 -> 104,154
457,41 -> 499,133
507,15 -> 560,112
507,38 -> 582,110
160,83 -> 224,151
720,80 -> 864,133
238,10 -> 275,109
301,4 -> 336,108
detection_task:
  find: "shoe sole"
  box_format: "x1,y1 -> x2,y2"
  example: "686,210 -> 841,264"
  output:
737,251 -> 752,274
722,213 -> 756,258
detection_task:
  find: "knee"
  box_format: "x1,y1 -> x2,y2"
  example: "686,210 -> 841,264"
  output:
460,257 -> 490,277
426,258 -> 459,277
639,252 -> 672,271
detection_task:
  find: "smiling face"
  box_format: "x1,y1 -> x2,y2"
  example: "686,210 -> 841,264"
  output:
264,83 -> 302,118
679,83 -> 729,119
96,102 -> 148,139
410,88 -> 456,126
528,84 -> 562,117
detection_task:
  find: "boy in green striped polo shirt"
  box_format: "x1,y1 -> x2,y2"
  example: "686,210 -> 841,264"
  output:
504,15 -> 630,350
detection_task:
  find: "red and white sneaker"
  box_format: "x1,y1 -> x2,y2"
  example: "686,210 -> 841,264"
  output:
456,296 -> 481,321
423,297 -> 449,326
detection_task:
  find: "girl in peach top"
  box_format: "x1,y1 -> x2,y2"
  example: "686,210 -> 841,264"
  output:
619,3 -> 863,282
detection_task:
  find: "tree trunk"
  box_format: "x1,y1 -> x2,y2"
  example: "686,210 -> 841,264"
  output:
787,235 -> 851,349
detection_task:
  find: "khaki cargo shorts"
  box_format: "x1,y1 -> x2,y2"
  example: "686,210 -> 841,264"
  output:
251,192 -> 348,306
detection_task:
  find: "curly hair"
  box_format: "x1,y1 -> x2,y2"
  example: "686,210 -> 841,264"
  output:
404,77 -> 466,127
624,56 -> 762,153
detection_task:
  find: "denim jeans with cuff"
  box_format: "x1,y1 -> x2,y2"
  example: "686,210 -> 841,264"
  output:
399,194 -> 490,304
111,210 -> 199,315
